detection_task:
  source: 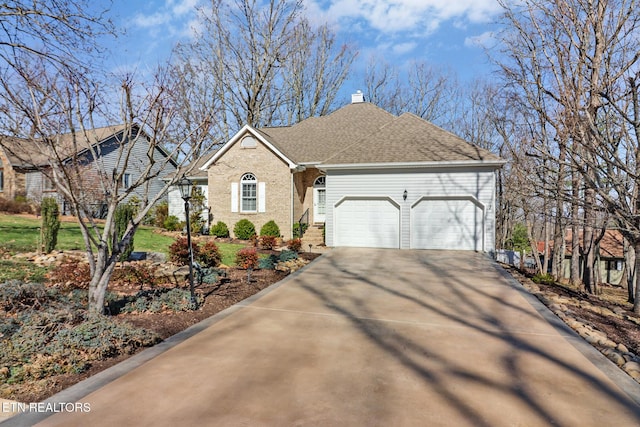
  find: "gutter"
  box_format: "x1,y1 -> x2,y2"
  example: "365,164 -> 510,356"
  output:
318,159 -> 507,171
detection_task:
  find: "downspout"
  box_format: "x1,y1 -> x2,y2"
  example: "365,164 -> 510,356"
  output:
290,164 -> 306,240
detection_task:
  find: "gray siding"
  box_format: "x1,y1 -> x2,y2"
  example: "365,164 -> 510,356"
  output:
325,167 -> 497,251
168,183 -> 209,223
35,132 -> 176,213
94,133 -> 175,202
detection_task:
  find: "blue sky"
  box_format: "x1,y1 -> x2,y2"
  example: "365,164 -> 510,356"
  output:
110,0 -> 502,86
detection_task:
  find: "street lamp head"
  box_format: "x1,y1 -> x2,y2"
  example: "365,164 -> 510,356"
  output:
177,177 -> 193,201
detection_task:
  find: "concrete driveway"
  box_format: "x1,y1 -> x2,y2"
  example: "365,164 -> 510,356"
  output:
9,248 -> 640,426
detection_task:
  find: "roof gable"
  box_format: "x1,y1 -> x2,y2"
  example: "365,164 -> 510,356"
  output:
200,125 -> 297,170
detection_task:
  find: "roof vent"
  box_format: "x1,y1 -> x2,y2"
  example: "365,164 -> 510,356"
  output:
351,90 -> 364,104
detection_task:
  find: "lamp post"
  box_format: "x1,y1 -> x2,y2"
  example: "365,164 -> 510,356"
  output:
177,177 -> 197,308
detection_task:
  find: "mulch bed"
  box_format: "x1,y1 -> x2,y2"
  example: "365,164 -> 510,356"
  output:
8,251 -> 322,403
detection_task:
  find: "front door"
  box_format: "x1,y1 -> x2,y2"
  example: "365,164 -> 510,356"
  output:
313,176 -> 326,223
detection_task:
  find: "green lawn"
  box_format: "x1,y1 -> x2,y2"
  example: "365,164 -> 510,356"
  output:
0,213 -> 245,265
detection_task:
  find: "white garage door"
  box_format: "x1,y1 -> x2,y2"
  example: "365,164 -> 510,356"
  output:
411,198 -> 483,250
335,198 -> 400,248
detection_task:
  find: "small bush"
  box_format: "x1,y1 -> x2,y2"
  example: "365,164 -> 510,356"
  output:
120,288 -> 202,313
41,197 -> 60,254
259,235 -> 277,250
46,258 -> 91,290
292,222 -> 308,238
114,203 -> 135,261
0,196 -> 33,214
111,263 -> 160,289
235,247 -> 258,269
0,302 -> 160,385
47,316 -> 161,357
532,273 -> 555,285
199,267 -> 225,284
163,215 -> 183,231
279,250 -> 298,262
286,238 -> 302,252
198,240 -> 222,267
234,219 -> 256,240
210,221 -> 230,238
258,254 -> 279,270
154,201 -> 169,228
0,280 -> 50,312
169,236 -> 200,265
260,220 -> 280,237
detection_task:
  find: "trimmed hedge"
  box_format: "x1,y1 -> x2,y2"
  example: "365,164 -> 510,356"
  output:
234,219 -> 256,240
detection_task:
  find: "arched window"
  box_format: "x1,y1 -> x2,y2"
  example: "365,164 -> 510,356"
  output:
240,136 -> 257,148
241,173 -> 257,212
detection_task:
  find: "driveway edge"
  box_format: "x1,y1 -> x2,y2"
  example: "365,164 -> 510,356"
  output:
490,256 -> 640,408
1,255 -> 325,427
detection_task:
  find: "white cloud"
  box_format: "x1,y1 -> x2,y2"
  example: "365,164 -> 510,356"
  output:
392,41 -> 417,55
464,31 -> 495,48
306,0 -> 501,35
133,12 -> 171,28
133,0 -> 200,31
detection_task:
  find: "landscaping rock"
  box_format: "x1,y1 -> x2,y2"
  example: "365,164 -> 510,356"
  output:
602,349 -> 626,367
275,258 -> 309,273
617,343 -> 629,353
623,362 -> 640,381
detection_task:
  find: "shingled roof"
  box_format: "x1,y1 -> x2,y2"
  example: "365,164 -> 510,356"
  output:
322,112 -> 502,165
0,124 -> 130,169
257,102 -> 397,164
254,101 -> 501,166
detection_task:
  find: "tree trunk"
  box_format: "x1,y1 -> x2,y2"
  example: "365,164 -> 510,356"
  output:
570,172 -> 581,285
87,245 -> 118,315
552,221 -> 564,280
624,237 -> 636,303
583,187 -> 596,293
634,240 -> 640,314
542,212 -> 550,274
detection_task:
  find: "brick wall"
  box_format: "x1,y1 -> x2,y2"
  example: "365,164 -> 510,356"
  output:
208,138 -> 294,239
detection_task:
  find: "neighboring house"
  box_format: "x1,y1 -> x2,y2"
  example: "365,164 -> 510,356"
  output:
201,93 -> 505,251
534,229 -> 625,285
167,150 -> 216,226
0,125 -> 176,214
554,229 -> 625,285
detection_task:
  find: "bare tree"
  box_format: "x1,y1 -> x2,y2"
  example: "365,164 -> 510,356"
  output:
0,63 -> 212,314
0,2 -> 213,314
362,58 -> 458,126
172,0 -> 355,138
497,0 -> 640,310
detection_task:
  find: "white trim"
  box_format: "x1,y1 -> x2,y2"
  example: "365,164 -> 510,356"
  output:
319,160 -> 506,171
409,194 -> 485,210
200,125 -> 297,170
258,182 -> 266,212
231,182 -> 238,212
333,195 -> 401,249
240,173 -> 257,213
313,176 -> 326,223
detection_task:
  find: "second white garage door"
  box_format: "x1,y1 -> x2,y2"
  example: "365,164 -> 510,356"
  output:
334,197 -> 400,248
411,198 -> 484,251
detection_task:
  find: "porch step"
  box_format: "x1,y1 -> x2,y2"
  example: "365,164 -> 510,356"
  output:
301,224 -> 324,248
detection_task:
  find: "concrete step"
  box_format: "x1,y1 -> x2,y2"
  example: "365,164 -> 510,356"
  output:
301,224 -> 325,249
